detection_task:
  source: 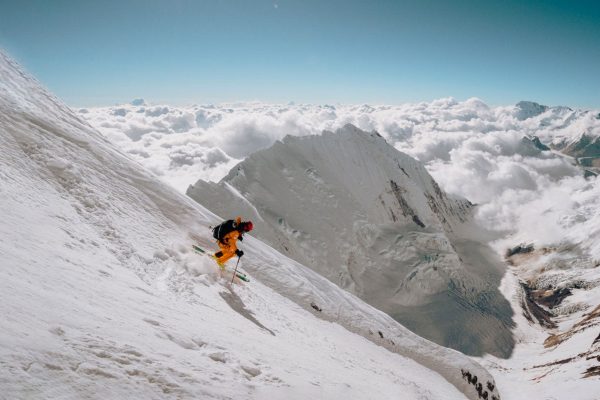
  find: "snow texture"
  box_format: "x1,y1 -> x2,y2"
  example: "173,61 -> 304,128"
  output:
0,51 -> 498,399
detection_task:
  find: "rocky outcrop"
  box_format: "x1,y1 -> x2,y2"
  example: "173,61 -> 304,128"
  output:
515,101 -> 549,120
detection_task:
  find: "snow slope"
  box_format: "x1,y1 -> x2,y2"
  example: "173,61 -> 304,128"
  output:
78,76 -> 600,398
0,51 -> 500,399
187,126 -> 515,358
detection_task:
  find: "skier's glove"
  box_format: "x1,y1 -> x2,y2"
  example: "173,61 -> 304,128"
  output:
235,250 -> 244,257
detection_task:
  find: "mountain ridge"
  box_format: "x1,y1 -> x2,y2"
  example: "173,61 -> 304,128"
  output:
187,124 -> 515,358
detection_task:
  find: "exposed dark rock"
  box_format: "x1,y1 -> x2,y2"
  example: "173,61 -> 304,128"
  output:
578,157 -> 600,167
398,163 -> 410,177
531,136 -> 550,151
520,282 -> 557,329
533,355 -> 578,368
520,136 -> 550,154
412,215 -> 426,228
505,243 -> 534,258
577,305 -> 600,327
310,302 -> 322,312
564,134 -> 600,158
515,101 -> 548,120
583,365 -> 600,378
390,180 -> 426,228
545,304 -> 600,347
531,287 -> 572,309
460,369 -> 498,400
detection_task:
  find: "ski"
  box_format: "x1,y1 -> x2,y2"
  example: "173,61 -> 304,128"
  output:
192,244 -> 250,282
192,244 -> 206,253
234,272 -> 250,282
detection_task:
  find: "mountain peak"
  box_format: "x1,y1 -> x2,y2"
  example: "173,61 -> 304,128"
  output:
130,98 -> 146,106
188,125 -> 514,358
515,101 -> 549,120
336,123 -> 385,140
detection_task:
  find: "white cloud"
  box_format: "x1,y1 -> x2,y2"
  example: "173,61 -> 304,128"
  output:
80,99 -> 600,257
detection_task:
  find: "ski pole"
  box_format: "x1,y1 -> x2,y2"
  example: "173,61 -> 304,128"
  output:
231,255 -> 241,284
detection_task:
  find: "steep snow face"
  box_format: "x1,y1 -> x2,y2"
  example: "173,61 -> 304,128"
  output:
188,125 -> 471,285
187,126 -> 515,358
0,51 -> 500,400
78,80 -> 600,398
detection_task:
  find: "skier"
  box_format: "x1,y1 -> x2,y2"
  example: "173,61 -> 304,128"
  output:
212,217 -> 253,269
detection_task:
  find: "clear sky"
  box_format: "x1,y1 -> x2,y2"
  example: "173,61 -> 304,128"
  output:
1,0 -> 599,108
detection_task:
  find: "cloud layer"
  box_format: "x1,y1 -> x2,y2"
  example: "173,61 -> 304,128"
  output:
80,98 -> 600,257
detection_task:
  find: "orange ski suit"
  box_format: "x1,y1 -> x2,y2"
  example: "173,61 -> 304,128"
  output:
215,229 -> 241,266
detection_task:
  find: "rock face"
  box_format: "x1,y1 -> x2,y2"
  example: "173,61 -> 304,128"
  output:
515,101 -> 549,120
529,136 -> 551,151
552,133 -> 600,174
567,134 -> 600,162
188,125 -> 515,357
510,101 -> 600,175
553,133 -> 600,158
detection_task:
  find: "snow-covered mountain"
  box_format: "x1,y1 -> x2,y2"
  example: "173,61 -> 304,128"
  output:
181,106 -> 600,397
74,82 -> 600,398
474,238 -> 600,399
0,51 -> 500,399
187,125 -> 515,358
510,101 -> 600,175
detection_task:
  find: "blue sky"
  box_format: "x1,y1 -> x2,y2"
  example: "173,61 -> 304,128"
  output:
1,0 -> 599,108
